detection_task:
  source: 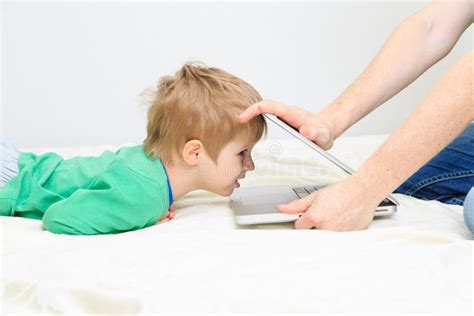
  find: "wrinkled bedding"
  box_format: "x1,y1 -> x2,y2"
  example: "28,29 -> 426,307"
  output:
1,135 -> 472,313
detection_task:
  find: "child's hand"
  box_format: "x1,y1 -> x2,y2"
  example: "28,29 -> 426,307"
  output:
158,205 -> 176,224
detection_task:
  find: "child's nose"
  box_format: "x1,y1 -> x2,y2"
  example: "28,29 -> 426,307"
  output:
244,158 -> 255,171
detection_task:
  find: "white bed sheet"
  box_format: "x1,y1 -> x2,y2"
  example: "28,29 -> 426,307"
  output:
1,135 -> 472,314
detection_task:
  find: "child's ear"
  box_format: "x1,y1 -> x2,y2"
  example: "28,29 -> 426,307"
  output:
182,140 -> 203,166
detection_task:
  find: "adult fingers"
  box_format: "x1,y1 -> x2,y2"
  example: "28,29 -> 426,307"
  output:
237,100 -> 290,123
277,193 -> 317,214
299,125 -> 334,150
294,211 -> 318,229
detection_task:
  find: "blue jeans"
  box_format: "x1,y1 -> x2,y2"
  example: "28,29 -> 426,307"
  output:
464,188 -> 474,235
395,123 -> 474,234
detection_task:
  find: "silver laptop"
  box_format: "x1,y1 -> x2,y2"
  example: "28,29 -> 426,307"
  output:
231,114 -> 398,225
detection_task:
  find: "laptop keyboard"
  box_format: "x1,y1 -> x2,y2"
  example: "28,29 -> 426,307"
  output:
292,186 -> 324,199
292,186 -> 391,203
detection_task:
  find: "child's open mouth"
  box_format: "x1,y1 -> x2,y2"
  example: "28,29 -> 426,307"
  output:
234,174 -> 246,188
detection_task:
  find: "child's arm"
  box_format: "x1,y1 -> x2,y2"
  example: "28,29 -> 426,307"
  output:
42,160 -> 169,235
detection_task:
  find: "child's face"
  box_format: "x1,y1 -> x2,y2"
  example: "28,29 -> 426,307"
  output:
198,136 -> 256,196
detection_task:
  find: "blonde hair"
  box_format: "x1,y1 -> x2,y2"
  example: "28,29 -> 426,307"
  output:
142,62 -> 267,164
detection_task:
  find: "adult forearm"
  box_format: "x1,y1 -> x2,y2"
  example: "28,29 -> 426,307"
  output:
352,50 -> 473,202
320,1 -> 472,138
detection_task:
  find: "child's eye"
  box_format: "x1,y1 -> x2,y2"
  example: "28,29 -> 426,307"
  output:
239,150 -> 248,156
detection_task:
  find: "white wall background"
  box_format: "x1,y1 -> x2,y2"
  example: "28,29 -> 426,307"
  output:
1,0 -> 472,148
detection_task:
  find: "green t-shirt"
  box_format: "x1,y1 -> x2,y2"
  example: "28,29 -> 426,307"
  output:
0,145 -> 172,235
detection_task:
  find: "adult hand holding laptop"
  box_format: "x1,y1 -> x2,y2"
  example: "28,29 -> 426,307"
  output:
277,177 -> 380,230
236,1 -> 474,233
237,100 -> 384,231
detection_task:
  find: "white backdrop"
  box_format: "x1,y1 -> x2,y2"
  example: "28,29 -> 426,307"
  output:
1,0 -> 472,147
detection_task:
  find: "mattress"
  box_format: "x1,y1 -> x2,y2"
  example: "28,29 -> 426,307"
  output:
1,135 -> 472,313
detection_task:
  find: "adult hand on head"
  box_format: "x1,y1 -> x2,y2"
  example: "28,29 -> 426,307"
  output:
238,99 -> 336,150
278,178 -> 380,231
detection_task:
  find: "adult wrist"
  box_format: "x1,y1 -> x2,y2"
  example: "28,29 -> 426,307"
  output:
350,162 -> 395,204
318,97 -> 353,139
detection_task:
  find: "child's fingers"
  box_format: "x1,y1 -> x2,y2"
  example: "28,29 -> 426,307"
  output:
158,217 -> 170,224
158,206 -> 175,224
158,211 -> 170,222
